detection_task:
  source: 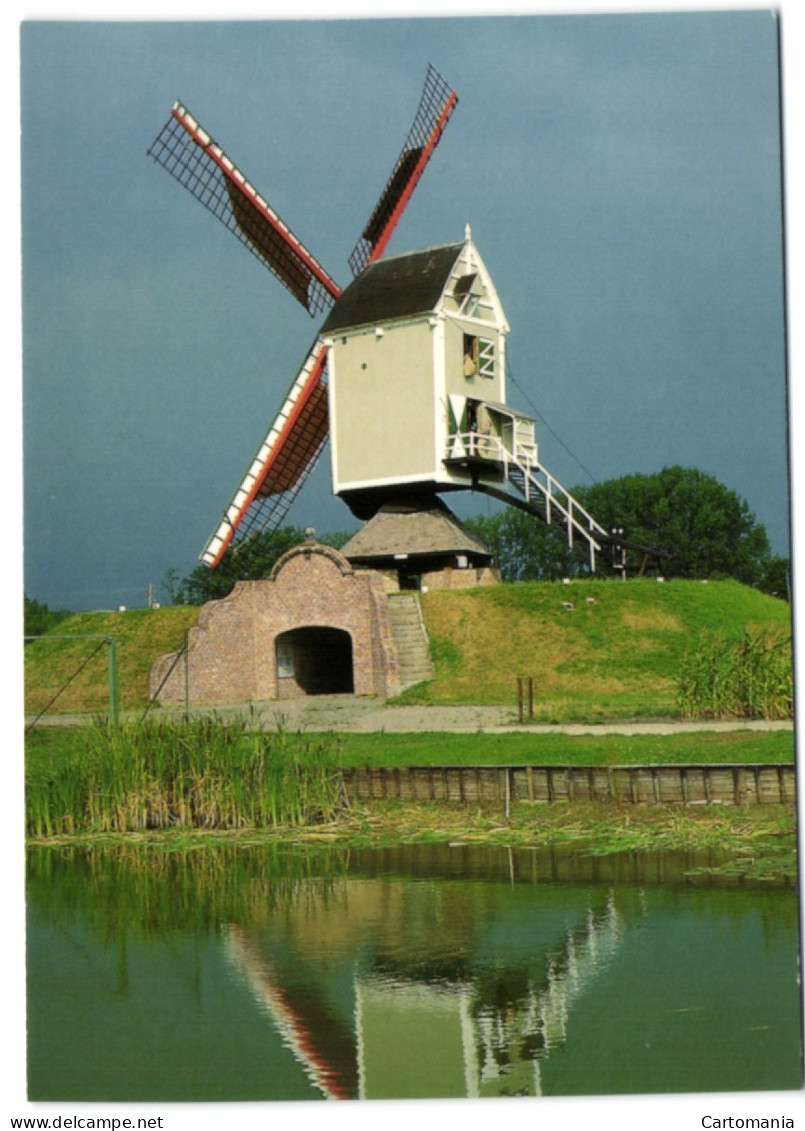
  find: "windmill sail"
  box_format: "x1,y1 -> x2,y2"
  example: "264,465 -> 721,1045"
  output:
149,68 -> 459,570
200,341 -> 330,568
148,103 -> 341,316
348,64 -> 459,275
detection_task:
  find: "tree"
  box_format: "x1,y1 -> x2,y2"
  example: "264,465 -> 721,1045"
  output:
169,526 -> 353,606
573,466 -> 773,584
465,509 -> 583,582
756,554 -> 791,601
24,595 -> 70,639
466,466 -> 777,586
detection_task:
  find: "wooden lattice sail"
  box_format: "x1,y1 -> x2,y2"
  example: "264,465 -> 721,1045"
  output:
148,65 -> 458,567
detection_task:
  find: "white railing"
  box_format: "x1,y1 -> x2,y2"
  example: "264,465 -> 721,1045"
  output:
446,431 -> 608,571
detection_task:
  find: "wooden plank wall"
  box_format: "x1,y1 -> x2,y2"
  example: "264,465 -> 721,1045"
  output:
343,764 -> 796,806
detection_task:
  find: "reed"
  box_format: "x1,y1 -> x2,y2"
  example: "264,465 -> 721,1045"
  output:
26,718 -> 347,837
676,629 -> 793,720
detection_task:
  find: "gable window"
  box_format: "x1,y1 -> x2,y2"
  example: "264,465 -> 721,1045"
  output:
464,334 -> 495,379
454,272 -> 480,317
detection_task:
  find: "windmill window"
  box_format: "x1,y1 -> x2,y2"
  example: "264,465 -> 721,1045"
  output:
454,273 -> 484,318
462,295 -> 481,317
463,334 -> 496,378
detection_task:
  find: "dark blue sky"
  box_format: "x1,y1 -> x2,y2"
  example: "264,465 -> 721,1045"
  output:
20,7 -> 790,610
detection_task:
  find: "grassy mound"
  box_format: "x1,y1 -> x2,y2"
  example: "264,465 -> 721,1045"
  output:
405,579 -> 791,719
25,606 -> 199,716
23,580 -> 791,722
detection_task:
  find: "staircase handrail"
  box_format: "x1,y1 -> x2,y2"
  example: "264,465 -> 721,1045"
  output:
447,430 -> 607,545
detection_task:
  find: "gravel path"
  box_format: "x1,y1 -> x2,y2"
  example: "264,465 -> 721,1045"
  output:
140,694 -> 794,735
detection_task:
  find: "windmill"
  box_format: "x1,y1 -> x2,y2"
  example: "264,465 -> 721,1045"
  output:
149,67 -> 657,583
148,66 -> 463,568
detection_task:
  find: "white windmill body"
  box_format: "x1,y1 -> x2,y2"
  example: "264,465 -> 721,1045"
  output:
323,228 -> 538,517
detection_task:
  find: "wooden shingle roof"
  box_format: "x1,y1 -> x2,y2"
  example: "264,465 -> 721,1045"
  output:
341,498 -> 492,564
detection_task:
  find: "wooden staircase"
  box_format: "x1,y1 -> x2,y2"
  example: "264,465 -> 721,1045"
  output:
387,593 -> 434,689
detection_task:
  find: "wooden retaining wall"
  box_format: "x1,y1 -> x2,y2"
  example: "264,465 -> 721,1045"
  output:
343,764 -> 796,807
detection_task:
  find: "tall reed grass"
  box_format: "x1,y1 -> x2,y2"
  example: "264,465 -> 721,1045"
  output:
676,629 -> 793,720
26,718 -> 347,838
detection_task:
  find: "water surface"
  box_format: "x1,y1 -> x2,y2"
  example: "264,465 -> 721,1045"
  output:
26,842 -> 802,1101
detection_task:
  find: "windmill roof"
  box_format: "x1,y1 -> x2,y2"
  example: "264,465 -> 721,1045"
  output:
341,498 -> 492,564
320,242 -> 464,334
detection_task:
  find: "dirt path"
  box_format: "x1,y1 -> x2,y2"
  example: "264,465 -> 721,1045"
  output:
143,694 -> 794,735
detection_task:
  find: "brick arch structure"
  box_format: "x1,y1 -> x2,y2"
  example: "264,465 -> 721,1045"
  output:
150,543 -> 402,706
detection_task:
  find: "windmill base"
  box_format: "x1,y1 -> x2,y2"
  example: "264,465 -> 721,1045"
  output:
340,494 -> 499,593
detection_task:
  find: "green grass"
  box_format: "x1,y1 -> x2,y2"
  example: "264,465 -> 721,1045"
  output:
334,728 -> 794,768
27,725 -> 794,777
25,606 -> 200,715
402,579 -> 792,717
677,629 -> 793,719
26,724 -> 796,882
24,580 -> 792,722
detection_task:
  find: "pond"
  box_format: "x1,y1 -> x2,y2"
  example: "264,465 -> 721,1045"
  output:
26,842 -> 802,1102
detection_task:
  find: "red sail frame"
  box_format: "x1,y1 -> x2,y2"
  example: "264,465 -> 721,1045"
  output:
148,103 -> 342,316
200,343 -> 329,569
348,65 -> 459,275
150,66 -> 458,568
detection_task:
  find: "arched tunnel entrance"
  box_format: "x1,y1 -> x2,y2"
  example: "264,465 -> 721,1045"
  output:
275,627 -> 355,697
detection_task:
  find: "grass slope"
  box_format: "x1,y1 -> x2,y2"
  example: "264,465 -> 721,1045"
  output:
23,580 -> 790,721
24,607 -> 199,715
406,579 -> 791,719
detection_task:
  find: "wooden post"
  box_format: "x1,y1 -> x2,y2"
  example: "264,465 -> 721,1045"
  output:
528,677 -> 534,720
183,630 -> 190,719
517,678 -> 524,723
106,637 -> 120,728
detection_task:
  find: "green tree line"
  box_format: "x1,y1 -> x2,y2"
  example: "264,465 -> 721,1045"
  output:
466,466 -> 788,595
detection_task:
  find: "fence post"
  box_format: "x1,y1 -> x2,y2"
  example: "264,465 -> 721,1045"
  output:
184,629 -> 190,718
106,636 -> 120,727
517,677 -> 524,722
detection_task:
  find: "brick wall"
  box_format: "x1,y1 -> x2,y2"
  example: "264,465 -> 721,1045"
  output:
150,543 -> 403,705
420,565 -> 500,590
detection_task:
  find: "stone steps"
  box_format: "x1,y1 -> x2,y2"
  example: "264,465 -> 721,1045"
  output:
387,593 -> 434,689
